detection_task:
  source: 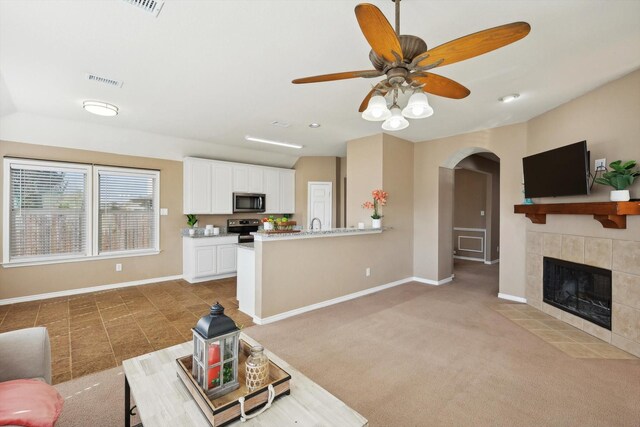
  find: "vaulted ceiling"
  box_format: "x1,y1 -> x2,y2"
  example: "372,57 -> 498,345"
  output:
1,0 -> 639,167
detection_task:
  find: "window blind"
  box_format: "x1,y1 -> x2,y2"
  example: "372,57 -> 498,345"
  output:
97,169 -> 159,254
9,163 -> 89,261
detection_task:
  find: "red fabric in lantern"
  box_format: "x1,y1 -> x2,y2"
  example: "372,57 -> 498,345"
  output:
208,344 -> 221,386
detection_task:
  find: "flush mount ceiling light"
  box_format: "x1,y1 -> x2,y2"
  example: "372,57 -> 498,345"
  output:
82,100 -> 118,117
499,93 -> 520,103
308,123 -> 321,128
245,136 -> 303,149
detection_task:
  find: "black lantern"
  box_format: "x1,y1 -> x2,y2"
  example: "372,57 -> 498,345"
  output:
192,302 -> 240,398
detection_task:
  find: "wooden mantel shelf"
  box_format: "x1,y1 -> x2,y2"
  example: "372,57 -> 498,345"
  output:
514,201 -> 640,229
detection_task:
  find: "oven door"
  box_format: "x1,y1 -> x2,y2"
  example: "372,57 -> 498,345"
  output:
233,193 -> 265,213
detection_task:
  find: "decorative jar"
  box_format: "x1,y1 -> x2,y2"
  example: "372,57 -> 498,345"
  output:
245,345 -> 269,391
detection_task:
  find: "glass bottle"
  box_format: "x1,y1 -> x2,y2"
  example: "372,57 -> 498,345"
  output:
245,345 -> 269,391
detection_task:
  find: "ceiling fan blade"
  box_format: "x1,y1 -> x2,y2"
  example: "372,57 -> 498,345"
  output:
358,84 -> 388,112
410,73 -> 470,99
355,3 -> 403,63
292,70 -> 382,84
417,22 -> 531,68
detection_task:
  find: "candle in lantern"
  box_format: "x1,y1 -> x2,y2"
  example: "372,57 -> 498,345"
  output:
208,343 -> 221,386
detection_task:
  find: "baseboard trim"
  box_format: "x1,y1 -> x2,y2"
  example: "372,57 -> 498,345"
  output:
411,276 -> 454,286
0,275 -> 183,306
498,293 -> 527,303
253,277 -> 414,325
484,259 -> 500,265
453,255 -> 484,262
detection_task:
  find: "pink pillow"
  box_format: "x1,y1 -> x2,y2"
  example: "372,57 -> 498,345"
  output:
0,379 -> 63,427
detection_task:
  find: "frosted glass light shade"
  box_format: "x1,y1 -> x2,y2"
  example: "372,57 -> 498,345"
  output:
83,101 -> 118,117
362,95 -> 391,121
381,106 -> 409,131
402,92 -> 433,119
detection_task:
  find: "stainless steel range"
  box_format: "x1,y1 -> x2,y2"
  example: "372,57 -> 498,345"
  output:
227,219 -> 260,243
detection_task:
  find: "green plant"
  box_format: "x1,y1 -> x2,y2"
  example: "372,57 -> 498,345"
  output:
186,214 -> 198,228
594,160 -> 639,190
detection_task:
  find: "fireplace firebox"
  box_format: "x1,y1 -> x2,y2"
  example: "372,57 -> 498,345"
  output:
543,257 -> 612,330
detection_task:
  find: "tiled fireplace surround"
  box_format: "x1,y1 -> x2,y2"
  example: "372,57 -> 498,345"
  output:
526,232 -> 640,357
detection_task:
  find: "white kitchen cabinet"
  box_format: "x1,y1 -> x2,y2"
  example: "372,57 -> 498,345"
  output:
212,162 -> 233,214
184,157 -> 293,215
183,158 -> 212,214
183,235 -> 238,283
279,169 -> 296,214
263,168 -> 280,214
216,244 -> 237,274
233,165 -> 263,193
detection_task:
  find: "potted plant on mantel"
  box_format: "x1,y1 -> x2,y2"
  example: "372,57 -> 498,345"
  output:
362,189 -> 388,228
594,160 -> 639,202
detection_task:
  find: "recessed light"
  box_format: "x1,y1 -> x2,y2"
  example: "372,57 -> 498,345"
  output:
271,121 -> 290,128
308,123 -> 321,128
499,93 -> 520,103
83,100 -> 118,116
245,136 -> 303,149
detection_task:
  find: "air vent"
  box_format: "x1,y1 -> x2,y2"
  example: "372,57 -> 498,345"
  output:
271,121 -> 290,128
121,0 -> 164,17
86,73 -> 123,88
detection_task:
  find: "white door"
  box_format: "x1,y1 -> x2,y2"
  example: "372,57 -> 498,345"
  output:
216,244 -> 237,274
307,182 -> 332,230
263,169 -> 280,213
194,246 -> 217,278
212,163 -> 233,214
279,170 -> 296,213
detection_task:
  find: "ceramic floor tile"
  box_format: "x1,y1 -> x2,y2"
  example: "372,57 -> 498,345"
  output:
512,318 -> 552,330
72,357 -> 117,378
530,329 -> 575,343
550,342 -> 602,358
52,371 -> 72,385
584,343 -> 637,359
560,329 -> 605,344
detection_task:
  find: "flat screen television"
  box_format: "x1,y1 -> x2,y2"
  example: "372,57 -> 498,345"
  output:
523,141 -> 590,198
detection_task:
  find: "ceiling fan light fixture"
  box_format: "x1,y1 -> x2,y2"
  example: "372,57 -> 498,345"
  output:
82,100 -> 118,117
362,95 -> 391,121
381,106 -> 409,131
402,91 -> 434,119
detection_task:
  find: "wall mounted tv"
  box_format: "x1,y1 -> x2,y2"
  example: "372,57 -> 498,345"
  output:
523,141 -> 590,198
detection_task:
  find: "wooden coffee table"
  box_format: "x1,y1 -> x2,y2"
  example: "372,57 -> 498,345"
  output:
122,333 -> 368,426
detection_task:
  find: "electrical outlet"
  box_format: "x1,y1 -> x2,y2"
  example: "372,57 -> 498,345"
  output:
595,158 -> 606,171
116,263 -> 122,272
480,210 -> 485,216
365,267 -> 371,277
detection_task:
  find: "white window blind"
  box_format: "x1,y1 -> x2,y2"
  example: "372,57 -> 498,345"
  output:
96,167 -> 159,255
7,160 -> 91,262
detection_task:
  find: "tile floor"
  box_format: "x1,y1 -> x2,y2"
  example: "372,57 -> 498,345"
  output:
493,303 -> 636,359
0,277 -> 253,384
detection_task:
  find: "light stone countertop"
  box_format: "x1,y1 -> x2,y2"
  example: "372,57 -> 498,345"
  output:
252,227 -> 384,241
181,229 -> 239,239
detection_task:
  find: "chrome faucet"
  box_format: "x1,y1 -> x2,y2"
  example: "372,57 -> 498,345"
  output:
310,217 -> 322,231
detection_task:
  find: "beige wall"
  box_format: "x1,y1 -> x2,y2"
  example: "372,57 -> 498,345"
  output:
525,68 -> 640,238
346,134 -> 383,227
0,140 -> 183,300
454,168 -> 487,229
293,156 -> 339,229
414,123 -> 528,292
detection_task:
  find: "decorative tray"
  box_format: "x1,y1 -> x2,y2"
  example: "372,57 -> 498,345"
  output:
176,339 -> 291,426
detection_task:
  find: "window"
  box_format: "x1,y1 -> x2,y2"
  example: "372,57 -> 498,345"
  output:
95,167 -> 159,255
3,158 -> 160,266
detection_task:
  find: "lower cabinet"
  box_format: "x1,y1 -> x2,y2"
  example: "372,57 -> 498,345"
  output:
183,236 -> 238,283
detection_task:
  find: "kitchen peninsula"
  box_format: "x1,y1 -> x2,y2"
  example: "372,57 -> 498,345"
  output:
237,227 -> 408,324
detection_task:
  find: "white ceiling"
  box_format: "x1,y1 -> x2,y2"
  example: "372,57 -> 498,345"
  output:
1,0 -> 639,167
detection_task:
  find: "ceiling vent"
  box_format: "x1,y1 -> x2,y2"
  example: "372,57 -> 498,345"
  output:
86,73 -> 123,88
271,121 -> 290,128
121,0 -> 164,17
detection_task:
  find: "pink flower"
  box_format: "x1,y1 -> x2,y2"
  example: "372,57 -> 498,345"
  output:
362,189 -> 389,219
362,201 -> 375,209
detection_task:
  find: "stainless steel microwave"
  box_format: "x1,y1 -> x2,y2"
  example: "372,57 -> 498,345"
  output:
233,193 -> 266,213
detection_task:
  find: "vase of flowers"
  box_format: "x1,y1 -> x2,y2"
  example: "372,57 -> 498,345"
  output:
362,189 -> 388,228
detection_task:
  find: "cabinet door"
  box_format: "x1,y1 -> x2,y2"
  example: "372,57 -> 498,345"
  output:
279,170 -> 296,214
184,159 -> 212,214
232,166 -> 249,193
248,167 -> 264,193
194,246 -> 217,278
212,163 -> 233,214
217,244 -> 237,274
263,168 -> 280,214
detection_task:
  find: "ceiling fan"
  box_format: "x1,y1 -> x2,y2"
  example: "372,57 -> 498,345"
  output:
292,1 -> 531,130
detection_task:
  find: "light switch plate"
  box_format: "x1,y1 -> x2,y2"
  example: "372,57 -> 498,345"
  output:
480,210 -> 485,216
160,208 -> 168,216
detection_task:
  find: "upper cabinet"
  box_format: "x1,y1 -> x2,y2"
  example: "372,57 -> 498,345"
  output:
184,157 -> 294,215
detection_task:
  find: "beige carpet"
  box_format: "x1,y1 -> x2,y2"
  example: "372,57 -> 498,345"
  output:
244,261 -> 640,427
55,366 -> 141,427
